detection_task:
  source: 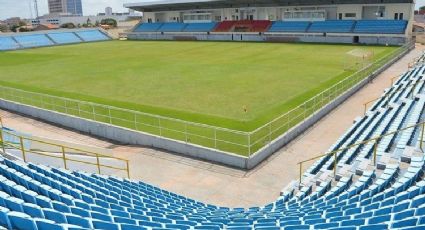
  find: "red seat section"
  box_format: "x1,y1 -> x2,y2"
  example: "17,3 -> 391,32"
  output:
213,21 -> 237,32
214,20 -> 272,32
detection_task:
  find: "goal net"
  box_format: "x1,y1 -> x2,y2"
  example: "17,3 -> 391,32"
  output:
343,48 -> 374,71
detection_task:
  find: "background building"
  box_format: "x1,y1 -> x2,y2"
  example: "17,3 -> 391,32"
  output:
105,7 -> 113,16
48,0 -> 83,16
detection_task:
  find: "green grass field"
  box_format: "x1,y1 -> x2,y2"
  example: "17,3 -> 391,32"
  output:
0,41 -> 395,132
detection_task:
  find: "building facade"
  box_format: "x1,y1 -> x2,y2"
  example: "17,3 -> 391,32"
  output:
48,0 -> 83,16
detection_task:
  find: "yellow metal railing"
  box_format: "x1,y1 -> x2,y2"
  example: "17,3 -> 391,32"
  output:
0,117 -> 130,178
363,78 -> 424,115
297,120 -> 425,183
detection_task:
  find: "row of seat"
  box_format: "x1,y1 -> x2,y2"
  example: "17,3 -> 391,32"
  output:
133,20 -> 407,34
1,54 -> 425,229
0,29 -> 110,51
134,22 -> 217,33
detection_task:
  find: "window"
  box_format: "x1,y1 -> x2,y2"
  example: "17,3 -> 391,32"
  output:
345,13 -> 356,18
395,13 -> 404,20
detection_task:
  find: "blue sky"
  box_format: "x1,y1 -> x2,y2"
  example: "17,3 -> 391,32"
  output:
1,0 -> 425,20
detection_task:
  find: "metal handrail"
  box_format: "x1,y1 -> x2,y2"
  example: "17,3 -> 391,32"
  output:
297,120 -> 425,183
363,78 -> 425,115
0,117 -> 130,178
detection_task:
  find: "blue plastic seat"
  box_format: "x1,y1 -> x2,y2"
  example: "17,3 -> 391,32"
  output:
359,224 -> 389,230
0,206 -> 12,229
8,211 -> 37,230
121,223 -> 148,230
22,203 -> 43,218
43,208 -> 67,224
66,214 -> 92,228
92,220 -> 120,230
391,217 -> 418,228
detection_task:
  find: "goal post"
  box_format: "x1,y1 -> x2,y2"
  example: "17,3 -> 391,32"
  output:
343,48 -> 375,71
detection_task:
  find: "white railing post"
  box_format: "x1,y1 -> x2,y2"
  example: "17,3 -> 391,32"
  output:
214,128 -> 217,148
185,124 -> 188,143
248,133 -> 251,157
158,118 -> 162,136
133,113 -> 137,130
92,105 -> 96,120
269,123 -> 272,143
77,103 -> 81,117
108,108 -> 113,124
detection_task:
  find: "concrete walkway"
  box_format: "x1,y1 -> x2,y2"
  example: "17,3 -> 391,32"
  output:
0,44 -> 423,208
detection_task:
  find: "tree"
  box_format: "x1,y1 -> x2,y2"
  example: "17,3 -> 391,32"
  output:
60,22 -> 76,29
420,6 -> 425,11
10,25 -> 20,32
100,18 -> 117,27
0,24 -> 8,32
19,27 -> 32,32
18,21 -> 26,27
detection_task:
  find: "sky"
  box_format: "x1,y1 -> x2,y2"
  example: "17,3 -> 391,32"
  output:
1,0 -> 425,20
0,0 -> 138,20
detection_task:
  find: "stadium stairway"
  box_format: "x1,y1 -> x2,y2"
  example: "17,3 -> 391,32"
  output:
1,56 -> 425,229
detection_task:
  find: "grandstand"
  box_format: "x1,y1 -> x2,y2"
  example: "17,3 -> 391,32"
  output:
0,49 -> 425,230
0,29 -> 111,51
125,0 -> 413,45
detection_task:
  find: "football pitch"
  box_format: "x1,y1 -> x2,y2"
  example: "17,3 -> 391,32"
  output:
0,41 -> 397,155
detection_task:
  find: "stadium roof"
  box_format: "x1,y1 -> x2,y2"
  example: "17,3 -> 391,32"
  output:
124,0 -> 414,12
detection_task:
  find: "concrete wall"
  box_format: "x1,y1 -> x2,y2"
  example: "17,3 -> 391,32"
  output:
0,99 -> 249,168
127,32 -> 407,45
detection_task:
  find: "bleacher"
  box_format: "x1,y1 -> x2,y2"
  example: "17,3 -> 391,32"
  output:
353,20 -> 408,34
158,22 -> 187,32
13,34 -> 54,48
308,20 -> 355,33
133,20 -> 408,35
133,22 -> 218,32
0,29 -> 111,51
74,30 -> 110,42
183,22 -> 217,32
1,53 -> 425,229
268,21 -> 311,33
213,21 -> 236,32
47,32 -> 82,44
0,37 -> 20,50
133,23 -> 163,32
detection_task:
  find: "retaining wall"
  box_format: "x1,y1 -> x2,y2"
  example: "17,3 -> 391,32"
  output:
127,32 -> 408,45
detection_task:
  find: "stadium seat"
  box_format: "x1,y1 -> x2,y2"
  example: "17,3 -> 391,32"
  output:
47,32 -> 82,44
268,21 -> 311,32
0,37 -> 20,50
183,22 -> 217,32
353,20 -> 407,34
75,30 -> 110,42
13,34 -> 53,48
